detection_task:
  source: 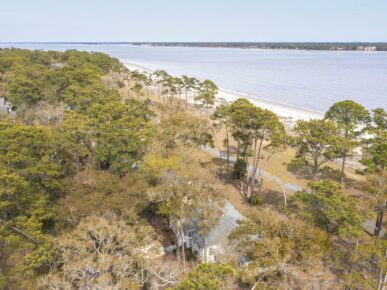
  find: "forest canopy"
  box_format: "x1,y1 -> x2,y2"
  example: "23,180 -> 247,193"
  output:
0,48 -> 385,290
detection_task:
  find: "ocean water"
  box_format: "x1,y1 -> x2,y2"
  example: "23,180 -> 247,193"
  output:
1,43 -> 386,112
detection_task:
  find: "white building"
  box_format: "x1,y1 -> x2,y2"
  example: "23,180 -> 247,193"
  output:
0,97 -> 16,118
169,201 -> 244,263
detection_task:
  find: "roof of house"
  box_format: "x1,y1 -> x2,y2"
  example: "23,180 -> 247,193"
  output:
207,201 -> 245,247
363,220 -> 385,237
0,97 -> 13,109
188,201 -> 245,248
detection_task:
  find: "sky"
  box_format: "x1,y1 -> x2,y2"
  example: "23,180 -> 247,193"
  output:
1,0 -> 387,42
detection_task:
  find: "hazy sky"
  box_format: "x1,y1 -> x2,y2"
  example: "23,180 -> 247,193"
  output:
1,0 -> 387,42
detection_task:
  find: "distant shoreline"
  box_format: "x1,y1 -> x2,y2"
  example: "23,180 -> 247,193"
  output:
2,42 -> 387,51
128,42 -> 387,52
124,62 -> 324,123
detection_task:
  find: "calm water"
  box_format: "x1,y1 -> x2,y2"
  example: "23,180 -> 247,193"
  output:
1,43 -> 387,112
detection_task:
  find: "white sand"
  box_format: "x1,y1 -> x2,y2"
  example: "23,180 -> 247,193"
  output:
124,62 -> 367,170
217,89 -> 323,121
123,62 -> 324,122
124,62 -> 154,73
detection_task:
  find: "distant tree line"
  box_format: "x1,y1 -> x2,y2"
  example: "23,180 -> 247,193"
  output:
130,42 -> 387,51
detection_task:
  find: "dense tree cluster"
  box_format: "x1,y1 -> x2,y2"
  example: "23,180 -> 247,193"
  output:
230,210 -> 329,288
0,121 -> 63,287
212,98 -> 286,200
38,212 -> 159,289
0,48 -> 385,289
173,263 -> 236,290
0,49 -> 157,288
0,48 -> 123,110
128,69 -> 217,113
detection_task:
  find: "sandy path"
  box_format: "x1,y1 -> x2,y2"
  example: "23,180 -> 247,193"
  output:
203,146 -> 302,193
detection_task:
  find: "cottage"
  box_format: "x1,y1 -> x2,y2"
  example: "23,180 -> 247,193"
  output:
0,97 -> 16,118
0,97 -> 9,113
169,201 -> 244,263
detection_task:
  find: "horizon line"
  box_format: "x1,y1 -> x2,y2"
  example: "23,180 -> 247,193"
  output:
2,41 -> 387,44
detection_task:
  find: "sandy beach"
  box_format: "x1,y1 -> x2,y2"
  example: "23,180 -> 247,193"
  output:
124,62 -> 324,122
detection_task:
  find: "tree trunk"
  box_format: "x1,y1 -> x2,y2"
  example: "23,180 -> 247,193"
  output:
216,141 -> 223,178
243,144 -> 249,164
251,138 -> 264,192
282,185 -> 287,207
341,154 -> 347,183
251,282 -> 259,290
76,152 -> 81,172
258,175 -> 264,196
345,239 -> 360,290
374,203 -> 384,236
176,222 -> 181,262
203,238 -> 207,263
234,139 -> 241,180
247,137 -> 259,201
236,140 -> 240,162
176,239 -> 180,261
225,127 -> 230,174
377,267 -> 385,290
313,159 -> 318,180
9,225 -> 40,245
181,230 -> 186,272
246,177 -> 252,200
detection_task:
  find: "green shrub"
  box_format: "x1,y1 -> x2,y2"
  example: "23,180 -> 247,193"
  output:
250,195 -> 263,206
